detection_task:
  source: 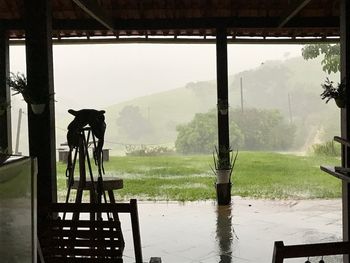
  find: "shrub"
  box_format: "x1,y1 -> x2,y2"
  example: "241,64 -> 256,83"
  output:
125,145 -> 175,156
311,141 -> 340,157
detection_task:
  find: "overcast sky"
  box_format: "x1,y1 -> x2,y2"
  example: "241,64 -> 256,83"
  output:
9,43 -> 303,111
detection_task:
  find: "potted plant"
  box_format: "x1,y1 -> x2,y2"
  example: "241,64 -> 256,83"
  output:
8,72 -> 49,114
320,78 -> 346,108
211,146 -> 238,205
211,145 -> 238,184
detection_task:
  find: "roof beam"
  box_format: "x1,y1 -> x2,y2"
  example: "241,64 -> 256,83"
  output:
278,0 -> 313,28
2,16 -> 339,31
72,0 -> 114,30
53,17 -> 338,30
9,36 -> 340,46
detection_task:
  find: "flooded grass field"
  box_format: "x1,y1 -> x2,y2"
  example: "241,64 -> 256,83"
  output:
56,152 -> 341,202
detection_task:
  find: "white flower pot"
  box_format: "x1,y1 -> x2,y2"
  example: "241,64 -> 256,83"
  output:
31,104 -> 45,114
216,169 -> 231,184
335,98 -> 346,108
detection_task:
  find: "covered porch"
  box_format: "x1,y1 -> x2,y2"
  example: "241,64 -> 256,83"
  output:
0,0 -> 349,262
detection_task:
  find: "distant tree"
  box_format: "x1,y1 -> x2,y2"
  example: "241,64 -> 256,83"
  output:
116,105 -> 154,141
302,44 -> 340,74
175,108 -> 295,154
175,110 -> 243,154
232,108 -> 296,151
175,111 -> 217,154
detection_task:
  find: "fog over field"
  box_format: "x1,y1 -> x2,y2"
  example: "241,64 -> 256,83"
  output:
8,44 -> 339,155
10,44 -> 302,110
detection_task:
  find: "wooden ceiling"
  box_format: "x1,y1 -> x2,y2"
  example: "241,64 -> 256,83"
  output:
0,0 -> 340,42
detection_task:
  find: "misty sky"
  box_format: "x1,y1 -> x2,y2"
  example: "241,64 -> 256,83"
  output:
9,43 -> 303,111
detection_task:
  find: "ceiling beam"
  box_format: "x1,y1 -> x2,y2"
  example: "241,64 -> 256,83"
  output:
8,36 -> 339,46
278,0 -> 313,28
52,17 -> 338,30
72,0 -> 114,30
2,16 -> 339,31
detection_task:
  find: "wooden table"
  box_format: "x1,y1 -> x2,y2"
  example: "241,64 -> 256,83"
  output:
67,176 -> 123,204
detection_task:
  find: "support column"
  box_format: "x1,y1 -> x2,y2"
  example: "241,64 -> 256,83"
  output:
216,27 -> 231,205
24,0 -> 57,223
0,27 -> 11,154
340,0 -> 350,262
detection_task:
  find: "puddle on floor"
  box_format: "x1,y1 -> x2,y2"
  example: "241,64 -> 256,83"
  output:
119,197 -> 342,263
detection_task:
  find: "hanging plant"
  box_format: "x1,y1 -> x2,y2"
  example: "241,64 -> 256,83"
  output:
8,72 -> 52,114
320,78 -> 346,108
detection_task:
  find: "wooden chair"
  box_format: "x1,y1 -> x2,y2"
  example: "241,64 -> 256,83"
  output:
272,240 -> 350,263
39,199 -> 143,263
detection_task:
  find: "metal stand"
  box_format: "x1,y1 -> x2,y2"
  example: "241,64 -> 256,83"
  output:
64,127 -> 124,222
65,127 -> 106,205
62,126 -> 125,255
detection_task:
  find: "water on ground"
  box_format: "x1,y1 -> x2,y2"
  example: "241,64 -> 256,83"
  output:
119,197 -> 342,262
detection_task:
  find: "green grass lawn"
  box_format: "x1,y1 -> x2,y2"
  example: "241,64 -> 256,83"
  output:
56,152 -> 341,201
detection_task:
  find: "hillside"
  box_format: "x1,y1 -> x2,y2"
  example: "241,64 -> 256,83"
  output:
102,55 -> 340,152
49,55 -> 340,154
104,80 -> 216,146
11,55 -> 341,156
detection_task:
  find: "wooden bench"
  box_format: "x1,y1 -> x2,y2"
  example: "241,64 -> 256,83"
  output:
272,240 -> 350,263
39,199 -> 143,263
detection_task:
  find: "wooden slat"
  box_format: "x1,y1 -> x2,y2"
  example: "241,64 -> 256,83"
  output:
48,257 -> 122,263
46,228 -> 123,239
69,176 -> 123,191
334,136 -> 350,147
273,240 -> 350,263
45,237 -> 123,248
49,202 -> 132,213
320,165 -> 350,182
48,218 -> 121,228
44,247 -> 122,257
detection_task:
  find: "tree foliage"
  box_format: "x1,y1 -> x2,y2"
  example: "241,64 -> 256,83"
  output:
302,44 -> 340,74
232,108 -> 296,151
175,108 -> 296,154
175,110 -> 244,154
175,111 -> 219,154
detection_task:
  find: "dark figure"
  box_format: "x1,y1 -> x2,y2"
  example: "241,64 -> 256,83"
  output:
67,109 -> 106,148
66,109 -> 106,176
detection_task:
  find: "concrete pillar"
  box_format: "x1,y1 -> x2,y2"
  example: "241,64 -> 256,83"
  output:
24,0 -> 57,223
340,0 -> 350,262
216,27 -> 231,205
0,27 -> 11,154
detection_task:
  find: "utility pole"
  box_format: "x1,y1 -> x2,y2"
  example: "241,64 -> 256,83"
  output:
240,77 -> 244,113
15,108 -> 22,154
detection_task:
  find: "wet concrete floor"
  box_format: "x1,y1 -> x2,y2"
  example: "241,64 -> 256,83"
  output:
120,197 -> 342,263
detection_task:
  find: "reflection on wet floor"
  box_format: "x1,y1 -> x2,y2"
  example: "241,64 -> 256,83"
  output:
216,205 -> 234,262
119,197 -> 342,263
